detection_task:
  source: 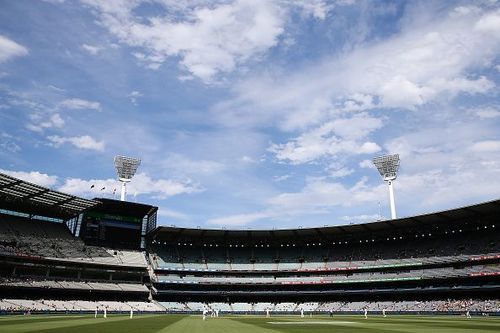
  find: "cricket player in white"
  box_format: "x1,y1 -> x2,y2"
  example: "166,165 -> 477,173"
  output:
130,308 -> 133,319
364,309 -> 368,319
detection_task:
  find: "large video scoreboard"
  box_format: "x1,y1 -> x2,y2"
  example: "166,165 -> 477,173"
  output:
79,198 -> 157,250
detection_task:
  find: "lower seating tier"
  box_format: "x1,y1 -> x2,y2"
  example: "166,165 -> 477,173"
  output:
0,299 -> 164,312
158,300 -> 500,313
0,278 -> 148,292
153,263 -> 500,285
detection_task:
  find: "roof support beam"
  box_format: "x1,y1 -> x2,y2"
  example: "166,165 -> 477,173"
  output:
0,180 -> 23,190
23,189 -> 51,200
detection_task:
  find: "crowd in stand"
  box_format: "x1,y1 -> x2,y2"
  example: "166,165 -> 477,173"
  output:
150,226 -> 498,270
0,276 -> 148,292
316,299 -> 500,313
154,262 -> 500,284
0,216 -> 159,316
158,300 -> 500,314
0,299 -> 164,313
1,212 -> 499,318
1,299 -> 499,314
0,214 -> 146,267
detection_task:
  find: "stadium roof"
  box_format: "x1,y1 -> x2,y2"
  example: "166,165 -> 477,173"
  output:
0,172 -> 100,220
91,198 -> 157,218
150,198 -> 500,244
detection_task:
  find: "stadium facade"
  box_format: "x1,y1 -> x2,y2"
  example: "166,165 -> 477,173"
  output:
0,171 -> 499,315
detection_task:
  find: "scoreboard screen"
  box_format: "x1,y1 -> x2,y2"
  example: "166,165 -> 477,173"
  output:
85,211 -> 142,229
80,198 -> 157,249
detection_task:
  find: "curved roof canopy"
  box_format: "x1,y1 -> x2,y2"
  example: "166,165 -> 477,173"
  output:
150,199 -> 500,245
0,172 -> 99,220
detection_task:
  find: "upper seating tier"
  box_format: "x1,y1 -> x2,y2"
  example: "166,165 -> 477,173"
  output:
0,214 -> 147,267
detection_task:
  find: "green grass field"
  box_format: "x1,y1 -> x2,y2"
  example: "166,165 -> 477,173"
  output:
1,314 -> 500,333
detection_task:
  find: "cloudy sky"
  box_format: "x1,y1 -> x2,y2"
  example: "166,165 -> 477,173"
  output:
0,0 -> 499,229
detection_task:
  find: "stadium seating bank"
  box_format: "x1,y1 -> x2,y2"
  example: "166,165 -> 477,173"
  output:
149,201 -> 500,304
0,172 -> 499,314
0,173 -> 154,314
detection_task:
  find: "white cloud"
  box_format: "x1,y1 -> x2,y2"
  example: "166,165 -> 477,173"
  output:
0,35 -> 28,63
274,174 -> 292,182
284,0 -> 355,20
268,113 -> 382,164
214,6 -> 500,130
451,6 -> 481,17
268,177 -> 383,213
58,172 -> 202,199
50,113 -> 65,127
206,5 -> 500,229
7,92 -> 100,132
128,90 -> 143,105
58,98 -> 101,111
208,177 -> 385,227
380,122 -> 500,209
210,117 -> 500,228
3,89 -> 68,132
47,85 -> 66,93
47,135 -> 105,151
0,168 -> 201,202
474,9 -> 500,33
82,0 -> 286,82
468,106 -> 500,119
0,133 -> 21,153
82,43 -> 102,55
289,0 -> 333,20
327,165 -> 354,178
15,96 -> 100,133
338,93 -> 375,112
26,113 -> 65,132
4,1 -> 499,231
241,155 -> 258,163
210,144 -> 500,226
0,169 -> 58,188
469,140 -> 500,152
359,159 -> 374,169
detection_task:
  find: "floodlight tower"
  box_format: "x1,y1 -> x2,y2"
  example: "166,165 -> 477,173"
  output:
372,154 -> 400,220
114,155 -> 141,201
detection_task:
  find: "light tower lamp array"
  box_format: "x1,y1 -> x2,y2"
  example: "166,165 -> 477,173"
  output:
114,155 -> 141,202
372,154 -> 400,220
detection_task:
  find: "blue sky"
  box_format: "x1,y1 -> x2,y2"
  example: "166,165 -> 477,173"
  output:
0,0 -> 499,229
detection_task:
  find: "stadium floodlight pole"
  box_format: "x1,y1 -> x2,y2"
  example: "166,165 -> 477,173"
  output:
114,155 -> 141,201
372,154 -> 400,220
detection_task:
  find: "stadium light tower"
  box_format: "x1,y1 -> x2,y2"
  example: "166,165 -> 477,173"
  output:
114,155 -> 141,202
372,154 -> 400,220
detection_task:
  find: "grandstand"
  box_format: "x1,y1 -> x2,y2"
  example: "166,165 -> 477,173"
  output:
148,199 -> 500,308
0,171 -> 499,317
0,173 -> 155,313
